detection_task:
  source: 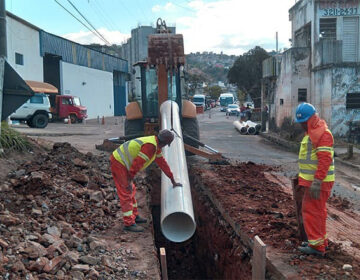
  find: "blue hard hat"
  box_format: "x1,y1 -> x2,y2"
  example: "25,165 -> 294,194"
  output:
295,103 -> 316,123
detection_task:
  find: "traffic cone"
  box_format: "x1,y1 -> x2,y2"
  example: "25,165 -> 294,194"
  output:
101,116 -> 105,125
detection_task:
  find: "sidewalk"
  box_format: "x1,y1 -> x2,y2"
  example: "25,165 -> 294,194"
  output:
260,131 -> 360,170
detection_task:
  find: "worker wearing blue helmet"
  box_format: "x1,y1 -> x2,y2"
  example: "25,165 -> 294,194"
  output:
294,103 -> 335,256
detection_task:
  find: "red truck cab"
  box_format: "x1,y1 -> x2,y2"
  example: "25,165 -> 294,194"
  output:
51,95 -> 87,123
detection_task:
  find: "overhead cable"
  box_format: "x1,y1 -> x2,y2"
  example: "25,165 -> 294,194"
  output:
53,0 -> 110,45
66,0 -> 111,45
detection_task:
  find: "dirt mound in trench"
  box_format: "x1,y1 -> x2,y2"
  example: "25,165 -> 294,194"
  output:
192,162 -> 360,279
0,142 -> 150,279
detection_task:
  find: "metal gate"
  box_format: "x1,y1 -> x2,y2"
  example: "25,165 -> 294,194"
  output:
113,71 -> 126,116
343,17 -> 359,62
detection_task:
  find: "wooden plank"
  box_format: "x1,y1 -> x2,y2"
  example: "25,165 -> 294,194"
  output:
252,235 -> 266,280
184,143 -> 222,160
160,247 -> 168,280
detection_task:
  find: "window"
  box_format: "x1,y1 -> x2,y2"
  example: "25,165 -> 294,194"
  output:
62,98 -> 71,105
30,96 -> 44,104
346,93 -> 360,109
280,99 -> 284,105
298,88 -> 307,102
15,52 -> 24,65
319,18 -> 337,40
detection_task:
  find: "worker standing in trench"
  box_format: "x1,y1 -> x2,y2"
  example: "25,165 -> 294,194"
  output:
295,103 -> 335,256
110,129 -> 182,232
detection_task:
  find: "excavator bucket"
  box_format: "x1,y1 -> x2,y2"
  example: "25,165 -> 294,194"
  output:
148,34 -> 185,68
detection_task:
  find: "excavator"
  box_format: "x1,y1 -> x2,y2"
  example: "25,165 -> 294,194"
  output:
121,18 -> 221,160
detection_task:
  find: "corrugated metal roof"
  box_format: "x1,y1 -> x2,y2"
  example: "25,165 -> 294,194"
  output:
40,31 -> 128,73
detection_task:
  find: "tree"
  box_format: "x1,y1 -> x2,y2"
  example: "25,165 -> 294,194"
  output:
204,85 -> 222,100
227,46 -> 269,107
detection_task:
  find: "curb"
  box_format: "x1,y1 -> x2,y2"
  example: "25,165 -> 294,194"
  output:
259,132 -> 360,171
259,132 -> 299,153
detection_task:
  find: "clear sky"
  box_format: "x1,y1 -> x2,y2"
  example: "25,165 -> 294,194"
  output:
5,0 -> 296,55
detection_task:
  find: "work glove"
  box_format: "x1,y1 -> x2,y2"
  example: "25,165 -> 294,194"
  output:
171,179 -> 182,188
309,179 -> 322,200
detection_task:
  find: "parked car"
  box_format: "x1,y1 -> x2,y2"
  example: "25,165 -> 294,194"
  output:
226,104 -> 240,116
10,93 -> 51,128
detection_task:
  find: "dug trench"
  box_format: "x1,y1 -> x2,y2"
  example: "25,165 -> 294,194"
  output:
145,160 -> 360,280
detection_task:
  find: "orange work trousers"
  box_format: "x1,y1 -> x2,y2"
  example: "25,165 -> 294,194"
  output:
301,182 -> 333,252
110,155 -> 138,226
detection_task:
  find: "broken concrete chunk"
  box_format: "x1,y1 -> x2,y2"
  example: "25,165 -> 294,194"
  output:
343,264 -> 352,271
0,214 -> 21,226
90,191 -> 104,202
79,255 -> 100,265
47,226 -> 61,237
32,208 -> 42,216
28,257 -> 50,273
0,238 -> 9,248
72,264 -> 90,272
23,241 -> 47,259
72,158 -> 88,168
71,174 -> 89,185
43,255 -> 66,274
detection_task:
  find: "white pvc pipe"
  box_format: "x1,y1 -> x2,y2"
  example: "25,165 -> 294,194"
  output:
233,120 -> 248,135
160,100 -> 196,243
246,120 -> 262,132
247,126 -> 257,135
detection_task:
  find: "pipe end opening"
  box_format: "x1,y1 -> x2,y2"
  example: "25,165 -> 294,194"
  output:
161,212 -> 196,243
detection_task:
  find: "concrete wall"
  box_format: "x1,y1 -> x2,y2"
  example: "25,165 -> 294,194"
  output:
274,48 -> 311,127
61,62 -> 114,119
330,67 -> 360,136
6,16 -> 43,81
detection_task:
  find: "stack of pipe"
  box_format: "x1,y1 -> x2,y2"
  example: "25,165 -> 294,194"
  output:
233,120 -> 262,135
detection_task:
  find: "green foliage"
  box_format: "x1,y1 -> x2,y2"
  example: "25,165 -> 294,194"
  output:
0,122 -> 31,155
204,85 -> 223,100
186,71 -> 208,96
227,46 -> 270,107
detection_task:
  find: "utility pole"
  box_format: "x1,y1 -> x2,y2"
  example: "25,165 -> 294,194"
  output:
0,0 -> 6,147
276,32 -> 278,53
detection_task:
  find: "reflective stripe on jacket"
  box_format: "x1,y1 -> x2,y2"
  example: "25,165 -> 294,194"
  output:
298,129 -> 335,182
112,136 -> 157,171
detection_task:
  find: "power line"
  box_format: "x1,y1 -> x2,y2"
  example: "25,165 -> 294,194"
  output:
53,0 -> 109,45
65,0 -> 111,45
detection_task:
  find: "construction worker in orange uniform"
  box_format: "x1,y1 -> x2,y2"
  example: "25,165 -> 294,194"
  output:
110,129 -> 182,232
295,103 -> 335,256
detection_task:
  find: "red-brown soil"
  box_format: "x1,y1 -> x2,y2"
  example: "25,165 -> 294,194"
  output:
192,162 -> 360,279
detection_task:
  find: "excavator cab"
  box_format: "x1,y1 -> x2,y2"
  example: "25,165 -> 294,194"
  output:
124,19 -> 199,147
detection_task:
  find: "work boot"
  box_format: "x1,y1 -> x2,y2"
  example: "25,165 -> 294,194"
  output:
298,246 -> 324,256
124,224 -> 144,232
300,241 -> 328,250
135,215 -> 147,224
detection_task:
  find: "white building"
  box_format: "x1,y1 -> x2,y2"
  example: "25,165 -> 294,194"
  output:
263,0 -> 360,136
6,12 -> 129,119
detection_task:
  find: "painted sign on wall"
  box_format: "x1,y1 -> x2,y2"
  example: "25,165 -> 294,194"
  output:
318,0 -> 360,16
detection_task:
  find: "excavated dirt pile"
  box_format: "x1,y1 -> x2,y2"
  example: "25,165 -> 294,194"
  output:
0,142 -> 149,279
191,162 -> 360,279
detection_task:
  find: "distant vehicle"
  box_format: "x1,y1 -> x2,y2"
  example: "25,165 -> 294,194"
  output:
23,80 -> 87,124
220,93 -> 235,112
226,104 -> 240,116
210,100 -> 216,108
50,95 -> 87,123
192,94 -> 206,111
11,93 -> 51,128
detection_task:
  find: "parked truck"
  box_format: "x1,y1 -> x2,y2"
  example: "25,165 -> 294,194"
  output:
10,81 -> 88,127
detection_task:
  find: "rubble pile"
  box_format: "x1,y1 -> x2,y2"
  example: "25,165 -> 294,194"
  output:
193,162 -> 360,279
0,143 -> 147,279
